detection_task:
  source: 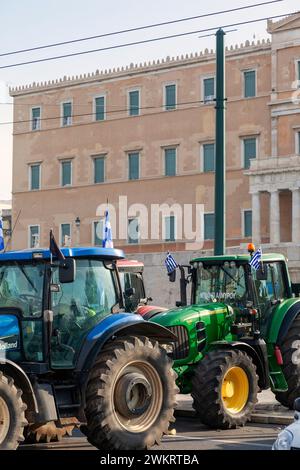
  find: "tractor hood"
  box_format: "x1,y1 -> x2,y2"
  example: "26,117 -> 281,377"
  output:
151,302 -> 232,328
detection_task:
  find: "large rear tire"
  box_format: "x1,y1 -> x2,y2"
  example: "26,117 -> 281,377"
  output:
84,335 -> 177,450
275,315 -> 300,409
0,371 -> 27,450
192,349 -> 258,429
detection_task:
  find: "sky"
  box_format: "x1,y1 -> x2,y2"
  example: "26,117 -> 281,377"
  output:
0,0 -> 298,200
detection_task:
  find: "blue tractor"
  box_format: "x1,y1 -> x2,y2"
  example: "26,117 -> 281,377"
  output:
0,247 -> 177,450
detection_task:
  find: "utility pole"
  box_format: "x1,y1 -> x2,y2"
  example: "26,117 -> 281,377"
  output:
214,28 -> 226,256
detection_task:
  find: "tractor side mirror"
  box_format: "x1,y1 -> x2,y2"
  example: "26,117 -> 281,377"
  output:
125,287 -> 135,298
59,258 -> 76,283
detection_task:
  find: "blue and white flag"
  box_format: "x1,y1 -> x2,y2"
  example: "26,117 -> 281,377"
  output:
165,252 -> 178,274
249,247 -> 262,270
0,217 -> 4,252
102,210 -> 113,248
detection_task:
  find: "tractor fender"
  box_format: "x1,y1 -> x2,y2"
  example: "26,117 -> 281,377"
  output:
277,303 -> 300,345
0,358 -> 38,415
76,312 -> 177,374
209,340 -> 270,390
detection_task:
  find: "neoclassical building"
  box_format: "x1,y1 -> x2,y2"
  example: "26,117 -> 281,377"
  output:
9,13 -> 300,302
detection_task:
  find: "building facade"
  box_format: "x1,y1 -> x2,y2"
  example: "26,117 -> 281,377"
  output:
9,13 -> 300,304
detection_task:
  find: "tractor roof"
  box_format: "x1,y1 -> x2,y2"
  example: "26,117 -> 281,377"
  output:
190,253 -> 287,264
0,247 -> 125,262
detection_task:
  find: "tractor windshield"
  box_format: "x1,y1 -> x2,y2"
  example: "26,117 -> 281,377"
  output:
194,262 -> 248,308
0,261 -> 45,316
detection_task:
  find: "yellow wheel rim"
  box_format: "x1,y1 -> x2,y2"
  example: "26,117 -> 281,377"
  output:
221,366 -> 249,414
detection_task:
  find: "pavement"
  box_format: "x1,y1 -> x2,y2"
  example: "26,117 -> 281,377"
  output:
176,389 -> 295,425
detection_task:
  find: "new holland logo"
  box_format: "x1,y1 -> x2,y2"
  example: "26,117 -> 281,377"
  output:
0,336 -> 19,351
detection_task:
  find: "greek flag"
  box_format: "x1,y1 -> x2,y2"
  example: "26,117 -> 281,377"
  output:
102,210 -> 113,248
249,247 -> 262,270
165,252 -> 178,274
0,217 -> 4,252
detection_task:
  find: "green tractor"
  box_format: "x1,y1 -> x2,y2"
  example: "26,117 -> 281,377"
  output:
149,248 -> 300,429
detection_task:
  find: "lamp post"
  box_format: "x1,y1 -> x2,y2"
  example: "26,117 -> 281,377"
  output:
75,216 -> 81,246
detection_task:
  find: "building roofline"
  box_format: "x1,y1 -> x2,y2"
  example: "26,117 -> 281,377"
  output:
9,38 -> 271,97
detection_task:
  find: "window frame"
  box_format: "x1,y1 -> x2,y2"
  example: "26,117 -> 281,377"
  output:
128,151 -> 140,180
92,155 -> 106,184
201,142 -> 215,173
204,212 -> 215,240
60,223 -> 72,247
30,106 -> 41,131
93,94 -> 106,121
60,159 -> 72,187
243,69 -> 257,98
127,217 -> 140,245
29,163 -> 41,191
28,225 -> 40,248
61,100 -> 73,127
164,147 -> 177,177
202,76 -> 216,104
242,209 -> 252,238
164,82 -> 177,111
92,219 -> 104,246
127,88 -> 141,117
164,215 -> 176,242
242,136 -> 258,169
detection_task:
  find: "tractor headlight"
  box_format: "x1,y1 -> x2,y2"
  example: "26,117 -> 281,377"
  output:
272,429 -> 293,450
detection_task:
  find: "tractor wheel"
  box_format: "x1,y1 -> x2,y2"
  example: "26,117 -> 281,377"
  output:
192,349 -> 258,429
0,371 -> 27,450
275,314 -> 300,409
84,335 -> 177,450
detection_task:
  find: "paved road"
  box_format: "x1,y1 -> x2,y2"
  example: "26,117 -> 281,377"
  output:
19,417 -> 281,451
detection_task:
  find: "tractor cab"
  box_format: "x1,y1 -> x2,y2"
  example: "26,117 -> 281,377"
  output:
0,247 -> 125,369
190,252 -> 293,337
117,259 -> 147,312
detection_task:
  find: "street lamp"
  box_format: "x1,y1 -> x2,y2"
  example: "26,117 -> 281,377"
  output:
75,217 -> 81,246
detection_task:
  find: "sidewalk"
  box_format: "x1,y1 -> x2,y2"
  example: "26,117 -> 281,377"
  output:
176,390 -> 295,425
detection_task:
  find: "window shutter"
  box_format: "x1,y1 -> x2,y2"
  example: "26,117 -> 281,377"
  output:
244,210 -> 252,237
203,143 -> 215,172
204,213 -> 215,240
165,85 -> 176,110
95,97 -> 105,121
165,148 -> 176,176
129,91 -> 139,116
128,153 -> 139,180
244,138 -> 257,169
94,157 -> 105,183
244,71 -> 256,98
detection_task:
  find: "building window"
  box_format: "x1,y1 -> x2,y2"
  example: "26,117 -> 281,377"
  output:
297,60 -> 300,83
93,220 -> 104,246
244,70 -> 256,98
61,223 -> 71,247
94,156 -> 105,184
128,218 -> 140,244
164,148 -> 176,176
29,225 -> 40,248
297,131 -> 300,154
128,90 -> 140,116
204,213 -> 215,240
62,102 -> 72,126
203,143 -> 215,172
244,210 -> 252,238
165,216 -> 176,242
243,137 -> 257,169
30,164 -> 41,191
128,152 -> 139,180
203,77 -> 215,103
61,160 -> 72,187
95,96 -> 105,121
165,84 -> 176,110
31,107 -> 41,131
